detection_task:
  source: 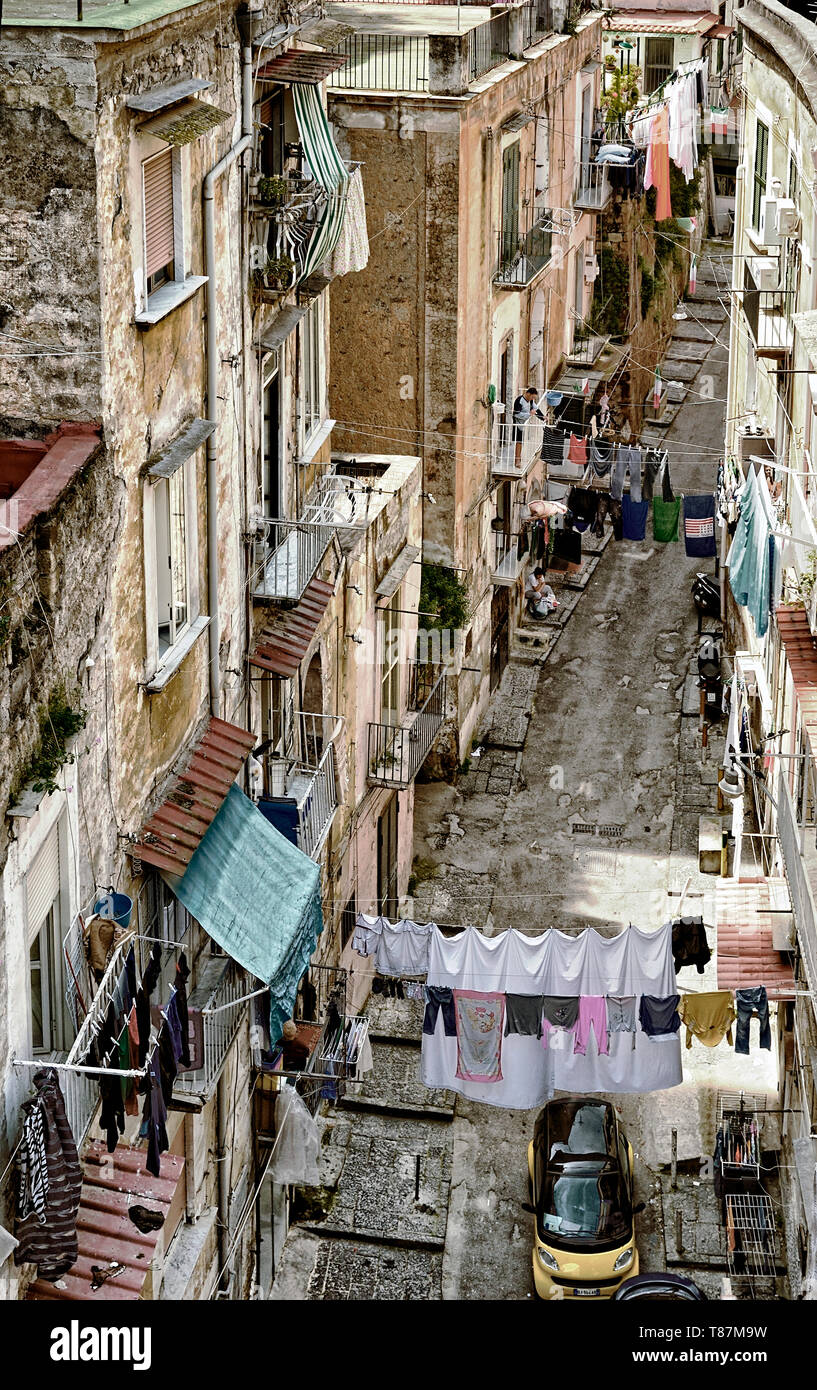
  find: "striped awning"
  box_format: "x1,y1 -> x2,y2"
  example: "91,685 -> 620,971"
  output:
131,717 -> 256,876
250,576 -> 334,677
293,83 -> 349,279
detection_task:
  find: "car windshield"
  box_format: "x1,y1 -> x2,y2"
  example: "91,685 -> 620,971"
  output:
538,1164 -> 631,1243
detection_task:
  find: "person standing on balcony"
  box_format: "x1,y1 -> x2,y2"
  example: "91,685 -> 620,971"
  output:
513,387 -> 546,469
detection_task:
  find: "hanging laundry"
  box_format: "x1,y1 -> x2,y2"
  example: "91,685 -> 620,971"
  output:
734,986 -> 772,1054
330,165 -> 370,278
645,105 -> 672,220
590,435 -> 614,477
573,996 -> 609,1056
453,990 -> 506,1083
504,994 -> 545,1038
679,991 -> 736,1049
643,448 -> 673,502
139,1048 -> 169,1180
375,918 -> 433,977
639,994 -> 681,1037
689,252 -> 697,295
683,493 -> 716,558
552,528 -> 582,571
14,1069 -> 83,1283
606,995 -> 637,1049
0,1223 -> 18,1268
652,495 -> 681,542
671,915 -> 711,974
727,468 -> 771,638
352,911 -> 384,957
540,995 -> 580,1050
568,433 -> 587,468
611,444 -> 642,502
423,985 -> 457,1037
622,495 -> 649,541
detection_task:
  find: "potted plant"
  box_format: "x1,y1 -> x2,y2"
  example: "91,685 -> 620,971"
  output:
256,175 -> 289,208
253,255 -> 295,290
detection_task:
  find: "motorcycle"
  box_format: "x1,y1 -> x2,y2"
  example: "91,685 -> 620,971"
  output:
692,572 -> 720,619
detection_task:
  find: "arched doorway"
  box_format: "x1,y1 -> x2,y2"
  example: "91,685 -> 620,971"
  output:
301,650 -> 324,763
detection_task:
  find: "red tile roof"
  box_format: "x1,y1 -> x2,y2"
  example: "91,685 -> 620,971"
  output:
0,423 -> 101,549
777,605 -> 817,754
715,878 -> 795,999
609,10 -> 720,34
131,717 -> 256,877
250,576 -> 334,678
27,1143 -> 185,1301
256,48 -> 348,84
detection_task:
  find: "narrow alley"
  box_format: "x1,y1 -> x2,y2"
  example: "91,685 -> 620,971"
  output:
271,244 -> 782,1302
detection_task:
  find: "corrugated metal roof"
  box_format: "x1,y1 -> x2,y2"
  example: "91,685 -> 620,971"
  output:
27,1143 -> 185,1302
132,717 -> 256,876
501,110 -> 534,133
609,10 -> 720,35
258,303 -> 309,353
256,48 -> 349,84
250,576 -> 334,677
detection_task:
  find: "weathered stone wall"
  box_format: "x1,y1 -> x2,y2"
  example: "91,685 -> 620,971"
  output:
0,32 -> 102,422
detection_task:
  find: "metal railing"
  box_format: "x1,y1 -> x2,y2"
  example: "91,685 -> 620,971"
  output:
367,663 -> 446,787
491,530 -> 526,585
174,955 -> 251,1099
520,0 -> 554,48
495,209 -> 553,287
261,712 -> 342,860
574,161 -> 612,211
468,14 -> 510,82
492,418 -> 544,477
59,937 -> 135,1149
743,286 -> 795,356
566,324 -> 610,367
328,34 -> 429,91
776,769 -> 817,999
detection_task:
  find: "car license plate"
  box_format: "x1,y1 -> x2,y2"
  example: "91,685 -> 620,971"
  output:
573,1287 -> 600,1297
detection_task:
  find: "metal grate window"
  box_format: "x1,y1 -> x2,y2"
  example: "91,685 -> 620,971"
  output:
643,37 -> 674,95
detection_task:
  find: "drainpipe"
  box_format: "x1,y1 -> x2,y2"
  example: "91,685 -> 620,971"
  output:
216,1072 -> 231,1286
203,32 -> 254,715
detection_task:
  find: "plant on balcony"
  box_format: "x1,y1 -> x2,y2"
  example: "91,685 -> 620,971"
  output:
252,255 -> 296,292
792,550 -> 817,609
600,65 -> 642,125
19,687 -> 87,796
256,175 -> 290,208
419,562 -> 470,632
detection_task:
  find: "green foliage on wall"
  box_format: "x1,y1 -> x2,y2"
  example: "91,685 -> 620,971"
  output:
591,246 -> 630,337
419,562 -> 470,632
639,258 -> 656,318
22,688 -> 87,796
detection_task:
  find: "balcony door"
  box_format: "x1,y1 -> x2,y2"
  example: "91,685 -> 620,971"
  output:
380,589 -> 401,728
501,141 -> 520,270
262,360 -> 281,520
27,822 -> 70,1056
580,82 -> 593,176
260,88 -> 286,177
377,794 -> 399,920
490,586 -> 510,693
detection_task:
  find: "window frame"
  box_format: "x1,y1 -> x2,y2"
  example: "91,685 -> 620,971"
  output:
500,138 -> 521,269
142,454 -> 202,684
643,37 -> 674,95
300,295 -> 325,453
752,120 -> 769,232
380,587 -> 402,727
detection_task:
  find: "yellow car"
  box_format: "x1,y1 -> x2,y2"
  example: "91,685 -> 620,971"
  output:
526,1098 -> 643,1300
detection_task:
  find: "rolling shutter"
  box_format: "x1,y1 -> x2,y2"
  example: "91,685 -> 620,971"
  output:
27,823 -> 60,938
143,149 -> 175,278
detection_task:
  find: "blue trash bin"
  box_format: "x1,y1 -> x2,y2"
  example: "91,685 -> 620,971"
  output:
93,890 -> 133,930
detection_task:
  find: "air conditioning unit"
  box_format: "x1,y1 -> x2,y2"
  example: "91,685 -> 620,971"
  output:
776,198 -> 801,237
759,196 -> 780,247
751,255 -> 780,291
584,253 -> 599,282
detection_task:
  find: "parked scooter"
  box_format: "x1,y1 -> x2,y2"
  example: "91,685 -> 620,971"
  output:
692,572 -> 720,619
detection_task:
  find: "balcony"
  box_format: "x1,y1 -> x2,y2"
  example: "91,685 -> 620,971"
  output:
494,211 -> 553,289
491,418 -> 544,479
257,712 -> 342,860
367,663 -> 446,788
491,529 -> 527,586
742,286 -> 795,358
574,162 -> 612,213
173,953 -> 251,1105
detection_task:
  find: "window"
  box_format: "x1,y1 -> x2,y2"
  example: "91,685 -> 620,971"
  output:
752,120 -> 769,231
143,149 -> 175,294
380,589 -> 401,726
154,468 -> 189,656
341,895 -> 356,950
259,673 -> 293,792
377,794 -> 399,919
26,825 -> 69,1055
260,88 -> 287,177
301,297 -> 323,446
143,452 -> 202,683
262,357 -> 281,518
500,141 -> 520,268
643,37 -> 674,94
534,113 -> 550,209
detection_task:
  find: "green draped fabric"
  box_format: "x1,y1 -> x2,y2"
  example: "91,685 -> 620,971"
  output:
293,84 -> 349,278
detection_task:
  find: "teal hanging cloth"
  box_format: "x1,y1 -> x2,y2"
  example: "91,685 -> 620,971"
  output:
653,495 -> 681,542
172,783 -> 323,1043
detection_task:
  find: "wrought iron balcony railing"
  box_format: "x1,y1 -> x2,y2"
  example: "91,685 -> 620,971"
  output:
491,530 -> 527,586
742,286 -> 795,357
492,418 -> 544,478
495,211 -> 553,288
368,664 -> 446,788
173,953 -> 251,1102
257,712 -> 342,860
574,161 -> 612,212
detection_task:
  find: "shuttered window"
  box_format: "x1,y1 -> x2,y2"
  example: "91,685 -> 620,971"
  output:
26,823 -> 60,940
143,149 -> 175,290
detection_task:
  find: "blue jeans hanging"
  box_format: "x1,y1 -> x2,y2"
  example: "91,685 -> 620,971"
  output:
734,986 -> 771,1054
